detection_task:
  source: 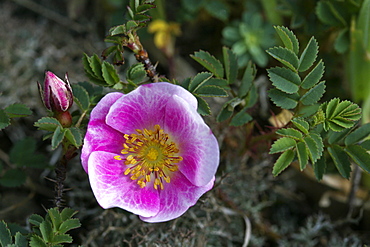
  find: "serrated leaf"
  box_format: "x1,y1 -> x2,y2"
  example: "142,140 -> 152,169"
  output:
216,98 -> 242,122
181,77 -> 191,90
270,137 -> 296,154
300,81 -> 326,105
58,219 -> 81,234
51,126 -> 65,150
230,109 -> 252,126
223,46 -> 238,85
304,135 -> 319,163
344,123 -> 370,145
109,24 -> 126,36
65,127 -> 82,148
29,214 -> 44,226
5,103 -> 32,118
360,140 -> 370,150
0,109 -> 11,130
191,50 -> 224,78
328,128 -> 353,144
272,149 -> 295,176
328,144 -> 351,179
127,63 -> 147,84
189,72 -> 213,92
324,99 -> 361,132
298,37 -> 319,72
276,128 -> 303,140
195,86 -> 228,97
274,26 -> 299,55
268,67 -> 301,94
0,221 -> 12,246
89,54 -> 104,80
34,117 -> 62,132
296,142 -> 308,170
313,156 -> 326,180
15,232 -> 28,247
291,118 -> 309,135
266,47 -> 299,71
60,208 -> 78,221
40,220 -> 53,242
301,60 -> 325,89
82,54 -> 107,86
269,88 -> 299,109
72,84 -> 90,110
238,61 -> 256,98
195,96 -> 211,115
345,145 -> 370,173
30,235 -> 47,247
310,132 -> 324,160
0,169 -> 27,187
48,208 -> 62,231
102,61 -> 120,86
203,78 -> 229,88
52,234 -> 73,244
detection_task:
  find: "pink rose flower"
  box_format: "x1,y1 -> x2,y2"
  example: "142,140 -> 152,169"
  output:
81,82 -> 219,222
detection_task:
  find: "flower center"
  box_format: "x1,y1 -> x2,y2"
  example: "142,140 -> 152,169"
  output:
114,124 -> 182,190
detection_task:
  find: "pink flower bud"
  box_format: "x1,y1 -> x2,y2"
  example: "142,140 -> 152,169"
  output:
38,71 -> 73,112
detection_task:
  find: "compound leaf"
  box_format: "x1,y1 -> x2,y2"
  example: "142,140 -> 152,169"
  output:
299,36 -> 319,72
266,47 -> 299,71
191,50 -> 224,78
268,67 -> 301,94
276,128 -> 303,140
300,81 -> 326,105
270,137 -> 296,154
269,88 -> 299,109
291,118 -> 309,135
274,26 -> 299,55
272,149 -> 295,176
301,60 -> 325,89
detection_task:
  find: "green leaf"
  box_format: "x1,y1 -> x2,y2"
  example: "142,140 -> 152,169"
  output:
15,232 -> 28,247
195,96 -> 211,115
82,54 -> 106,86
360,140 -> 370,150
0,109 -> 10,130
276,128 -> 303,140
304,135 -> 319,163
217,98 -> 242,122
230,108 -> 252,126
274,26 -> 299,55
268,88 -> 299,109
65,127 -> 82,148
272,149 -> 295,176
298,36 -> 319,72
204,0 -> 229,21
291,118 -> 309,135
60,208 -> 78,221
300,81 -> 326,105
5,103 -> 32,118
324,99 -> 362,131
89,54 -> 104,80
102,61 -> 120,86
345,145 -> 370,173
48,208 -> 62,231
9,138 -> 47,169
109,24 -> 126,36
223,46 -> 238,85
29,214 -> 44,227
195,86 -> 228,97
270,137 -> 296,154
0,169 -> 27,187
72,84 -> 90,111
39,220 -> 53,242
328,128 -> 353,144
310,132 -> 324,160
51,126 -> 65,150
189,72 -> 213,92
301,60 -> 325,89
313,156 -> 326,181
52,234 -> 73,244
30,235 -> 47,247
268,67 -> 301,94
191,50 -> 224,78
126,63 -> 147,84
34,117 -> 62,132
58,219 -> 81,234
316,1 -> 347,27
238,61 -> 256,98
296,141 -> 308,170
328,144 -> 351,179
334,29 -> 350,54
266,47 -> 299,71
344,123 -> 370,145
358,0 -> 370,51
0,221 -> 12,247
203,78 -> 229,88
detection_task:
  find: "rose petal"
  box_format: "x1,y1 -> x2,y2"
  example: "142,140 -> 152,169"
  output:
106,83 -> 197,134
140,173 -> 214,223
88,151 -> 160,217
81,92 -> 124,172
164,95 -> 219,186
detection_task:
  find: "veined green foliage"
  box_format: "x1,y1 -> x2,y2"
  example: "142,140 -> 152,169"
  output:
268,88 -> 299,109
191,50 -> 224,78
296,142 -> 308,170
301,60 -> 325,89
300,81 -> 326,105
291,118 -> 309,135
268,67 -> 301,94
298,37 -> 319,72
272,149 -> 295,176
266,47 -> 299,72
274,26 -> 299,55
270,137 -> 296,154
328,144 -> 352,179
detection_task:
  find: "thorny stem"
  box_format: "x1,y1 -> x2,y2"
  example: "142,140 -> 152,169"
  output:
126,33 -> 160,83
54,144 -> 77,209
